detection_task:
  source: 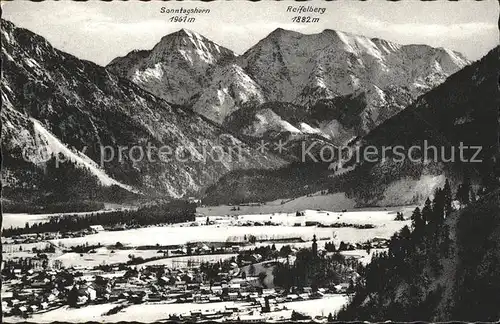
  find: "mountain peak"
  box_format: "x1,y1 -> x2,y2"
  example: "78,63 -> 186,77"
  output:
267,27 -> 302,39
159,29 -> 187,42
172,28 -> 199,38
321,28 -> 335,34
107,25 -> 236,106
149,27 -> 232,58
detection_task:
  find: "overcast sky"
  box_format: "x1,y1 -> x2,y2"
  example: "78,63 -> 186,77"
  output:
3,0 -> 498,66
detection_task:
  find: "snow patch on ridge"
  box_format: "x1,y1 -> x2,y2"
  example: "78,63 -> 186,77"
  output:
299,122 -> 322,135
379,174 -> 446,206
31,119 -> 138,193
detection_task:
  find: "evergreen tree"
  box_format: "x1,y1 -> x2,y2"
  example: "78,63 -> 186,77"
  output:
411,207 -> 424,233
456,170 -> 472,207
67,285 -> 79,307
249,264 -> 256,276
443,179 -> 453,216
456,182 -> 471,206
422,199 -> 432,225
339,241 -> 347,251
431,188 -> 445,226
479,157 -> 499,194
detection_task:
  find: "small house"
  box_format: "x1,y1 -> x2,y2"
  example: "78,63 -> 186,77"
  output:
227,292 -> 238,301
89,225 -> 105,233
334,283 -> 350,293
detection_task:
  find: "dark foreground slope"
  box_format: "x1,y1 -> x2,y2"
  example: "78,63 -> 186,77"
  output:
335,188 -> 500,321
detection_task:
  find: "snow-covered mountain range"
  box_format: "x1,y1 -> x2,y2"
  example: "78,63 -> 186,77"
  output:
204,46 -> 499,206
1,20 -> 284,204
108,28 -> 470,144
1,19 -> 480,207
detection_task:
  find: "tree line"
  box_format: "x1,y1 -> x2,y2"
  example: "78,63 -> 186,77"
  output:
3,200 -> 196,237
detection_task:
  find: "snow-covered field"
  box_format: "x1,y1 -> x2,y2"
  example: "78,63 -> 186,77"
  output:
48,222 -> 408,248
3,207 -> 412,272
4,302 -> 246,323
2,213 -> 55,230
4,303 -> 119,323
105,301 -> 244,322
5,294 -> 350,323
198,192 -> 357,216
281,294 -> 349,317
52,248 -> 161,268
206,207 -> 413,226
46,207 -> 412,248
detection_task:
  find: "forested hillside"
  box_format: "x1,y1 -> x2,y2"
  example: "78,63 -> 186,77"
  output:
336,181 -> 500,321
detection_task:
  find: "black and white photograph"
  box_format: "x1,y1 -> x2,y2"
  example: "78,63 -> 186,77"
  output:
1,0 -> 499,322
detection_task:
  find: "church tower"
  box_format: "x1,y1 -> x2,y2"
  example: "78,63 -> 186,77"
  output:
312,234 -> 318,257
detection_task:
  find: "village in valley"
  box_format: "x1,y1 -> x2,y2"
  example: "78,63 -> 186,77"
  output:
1,195 -> 409,323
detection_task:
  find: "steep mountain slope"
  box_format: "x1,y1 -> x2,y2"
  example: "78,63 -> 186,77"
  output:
1,19 -> 284,204
336,45 -> 499,205
107,29 -> 235,106
222,92 -> 371,146
204,46 -> 498,206
109,28 -> 469,146
191,63 -> 266,124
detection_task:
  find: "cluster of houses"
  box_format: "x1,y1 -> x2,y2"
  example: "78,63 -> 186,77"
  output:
1,248 -> 344,321
166,284 -> 335,322
0,214 -> 380,322
2,264 -> 73,317
331,237 -> 389,252
3,232 -> 61,245
4,231 -> 87,247
3,224 -> 128,247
